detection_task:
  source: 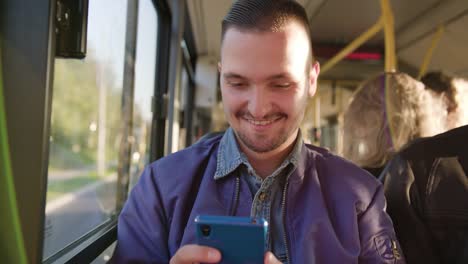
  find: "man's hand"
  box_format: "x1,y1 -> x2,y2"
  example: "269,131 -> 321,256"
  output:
170,246 -> 280,264
264,252 -> 282,264
169,245 -> 221,264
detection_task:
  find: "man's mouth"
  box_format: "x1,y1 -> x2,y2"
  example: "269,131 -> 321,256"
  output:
242,115 -> 284,126
246,119 -> 274,126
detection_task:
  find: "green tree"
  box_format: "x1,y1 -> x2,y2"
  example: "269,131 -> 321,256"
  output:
50,51 -> 123,171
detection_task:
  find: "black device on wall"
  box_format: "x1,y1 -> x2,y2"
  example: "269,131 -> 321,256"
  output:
55,0 -> 89,58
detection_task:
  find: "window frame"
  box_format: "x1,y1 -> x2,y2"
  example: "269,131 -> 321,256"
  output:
2,0 -> 199,262
150,0 -> 172,161
1,0 -> 57,262
41,0 -> 170,263
1,0 -> 168,262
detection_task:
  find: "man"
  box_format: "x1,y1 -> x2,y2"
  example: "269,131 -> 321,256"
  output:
381,124 -> 468,264
421,71 -> 468,130
111,1 -> 404,263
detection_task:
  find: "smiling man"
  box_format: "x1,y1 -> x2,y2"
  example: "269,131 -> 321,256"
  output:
111,1 -> 405,263
219,17 -> 316,179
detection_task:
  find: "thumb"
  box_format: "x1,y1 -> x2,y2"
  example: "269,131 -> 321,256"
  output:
264,252 -> 281,264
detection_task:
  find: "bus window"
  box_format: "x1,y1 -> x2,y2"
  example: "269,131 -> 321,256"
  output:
44,0 -> 129,260
128,0 -> 159,189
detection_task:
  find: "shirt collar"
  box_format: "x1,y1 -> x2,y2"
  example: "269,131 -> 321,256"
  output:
214,127 -> 303,180
214,127 -> 246,180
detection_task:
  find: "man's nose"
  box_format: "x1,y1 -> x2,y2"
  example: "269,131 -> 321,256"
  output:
247,87 -> 271,118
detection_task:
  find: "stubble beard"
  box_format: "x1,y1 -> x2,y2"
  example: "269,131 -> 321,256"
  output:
236,124 -> 291,153
235,107 -> 306,154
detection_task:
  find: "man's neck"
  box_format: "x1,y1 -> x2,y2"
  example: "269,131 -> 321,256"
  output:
239,130 -> 299,179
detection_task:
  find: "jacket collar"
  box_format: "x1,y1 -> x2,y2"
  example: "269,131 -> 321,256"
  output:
290,143 -> 311,183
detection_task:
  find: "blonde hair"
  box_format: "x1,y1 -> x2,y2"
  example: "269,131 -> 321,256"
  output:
342,72 -> 447,168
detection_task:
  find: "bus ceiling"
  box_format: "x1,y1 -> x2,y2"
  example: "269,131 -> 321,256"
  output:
186,0 -> 468,81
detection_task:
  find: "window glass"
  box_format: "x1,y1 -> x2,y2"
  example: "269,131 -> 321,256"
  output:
43,0 -> 128,259
129,0 -> 158,188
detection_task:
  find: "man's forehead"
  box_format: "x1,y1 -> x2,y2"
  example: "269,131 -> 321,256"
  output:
220,22 -> 311,74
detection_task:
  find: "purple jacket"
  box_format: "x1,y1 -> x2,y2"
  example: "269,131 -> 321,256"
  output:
111,134 -> 405,263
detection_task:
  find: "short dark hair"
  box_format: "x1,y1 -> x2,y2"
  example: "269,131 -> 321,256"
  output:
421,71 -> 457,112
421,71 -> 454,94
221,0 -> 314,60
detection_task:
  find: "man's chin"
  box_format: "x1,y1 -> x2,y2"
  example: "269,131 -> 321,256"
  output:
240,136 -> 282,153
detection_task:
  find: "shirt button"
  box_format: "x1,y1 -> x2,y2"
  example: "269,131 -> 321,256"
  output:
259,192 -> 266,201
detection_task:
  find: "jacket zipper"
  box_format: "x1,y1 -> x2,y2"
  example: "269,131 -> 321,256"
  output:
230,176 -> 240,216
282,179 -> 290,264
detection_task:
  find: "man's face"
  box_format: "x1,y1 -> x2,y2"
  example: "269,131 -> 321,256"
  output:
219,20 -> 320,153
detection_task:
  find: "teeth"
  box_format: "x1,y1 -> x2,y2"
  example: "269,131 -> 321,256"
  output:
246,119 -> 275,126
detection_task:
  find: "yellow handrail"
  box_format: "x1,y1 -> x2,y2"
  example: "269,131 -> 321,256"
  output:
321,17 -> 384,74
320,0 -> 397,74
381,0 -> 397,71
418,25 -> 445,79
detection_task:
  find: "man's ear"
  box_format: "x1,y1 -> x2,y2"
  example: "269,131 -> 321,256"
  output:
308,62 -> 320,97
218,62 -> 222,73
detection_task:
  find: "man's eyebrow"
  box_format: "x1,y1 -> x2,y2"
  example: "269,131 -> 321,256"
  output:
222,72 -> 295,81
223,72 -> 246,79
266,73 -> 294,81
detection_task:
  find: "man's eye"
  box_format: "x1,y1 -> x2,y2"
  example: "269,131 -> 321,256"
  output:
228,82 -> 245,87
273,83 -> 291,88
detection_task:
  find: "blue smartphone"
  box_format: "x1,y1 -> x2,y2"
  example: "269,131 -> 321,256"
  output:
195,215 -> 268,264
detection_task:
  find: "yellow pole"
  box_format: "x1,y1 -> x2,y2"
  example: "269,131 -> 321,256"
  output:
321,17 -> 384,74
381,0 -> 397,72
417,25 -> 445,79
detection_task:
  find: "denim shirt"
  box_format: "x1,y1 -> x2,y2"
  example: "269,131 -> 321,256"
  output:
214,128 -> 302,262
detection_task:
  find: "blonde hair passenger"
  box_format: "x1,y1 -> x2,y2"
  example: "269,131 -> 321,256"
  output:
342,72 -> 447,171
